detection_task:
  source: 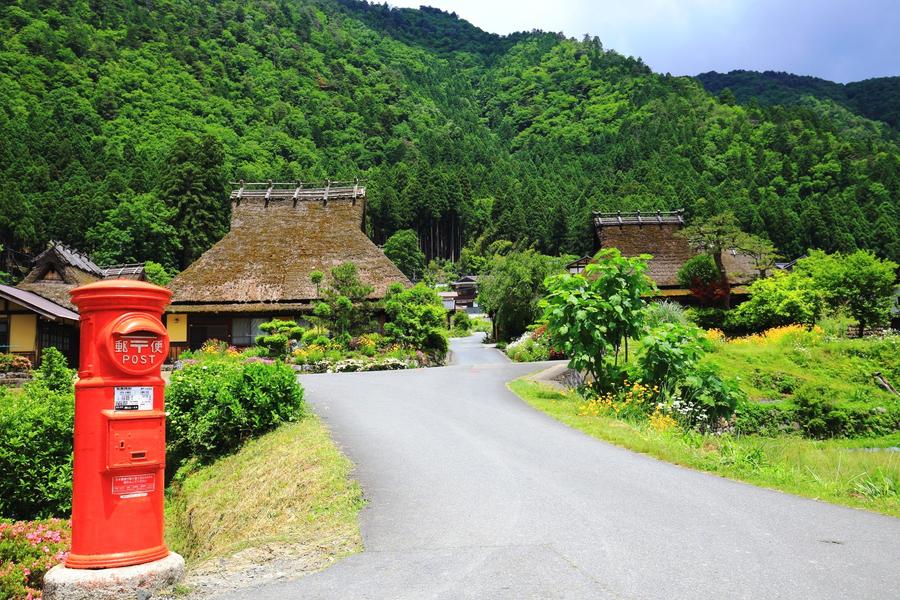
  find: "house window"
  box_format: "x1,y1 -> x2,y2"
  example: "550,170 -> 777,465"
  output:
232,318 -> 268,346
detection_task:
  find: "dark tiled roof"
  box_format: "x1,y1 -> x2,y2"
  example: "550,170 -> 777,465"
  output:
0,284 -> 79,321
101,263 -> 146,279
33,241 -> 103,277
565,256 -> 593,269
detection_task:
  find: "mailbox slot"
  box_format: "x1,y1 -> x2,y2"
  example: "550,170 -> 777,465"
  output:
103,410 -> 165,471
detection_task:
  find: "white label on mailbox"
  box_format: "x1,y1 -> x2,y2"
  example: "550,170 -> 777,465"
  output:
114,386 -> 154,411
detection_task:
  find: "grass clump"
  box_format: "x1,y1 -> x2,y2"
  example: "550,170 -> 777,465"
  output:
165,417 -> 364,563
510,379 -> 900,517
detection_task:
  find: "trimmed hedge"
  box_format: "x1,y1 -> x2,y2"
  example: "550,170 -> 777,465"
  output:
166,357 -> 305,468
0,386 -> 74,520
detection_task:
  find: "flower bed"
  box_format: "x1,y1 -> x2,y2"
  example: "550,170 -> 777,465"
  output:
0,518 -> 71,600
505,326 -> 566,362
290,332 -> 438,372
0,354 -> 32,374
295,355 -> 423,373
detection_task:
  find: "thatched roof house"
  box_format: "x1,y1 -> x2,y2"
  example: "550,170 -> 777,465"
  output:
586,210 -> 757,296
166,181 -> 410,351
2,241 -> 145,365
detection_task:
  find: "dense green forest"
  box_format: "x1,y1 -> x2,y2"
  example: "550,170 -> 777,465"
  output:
696,70 -> 900,131
1,0 -> 898,275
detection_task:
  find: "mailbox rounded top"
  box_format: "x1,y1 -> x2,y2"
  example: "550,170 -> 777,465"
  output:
71,280 -> 172,313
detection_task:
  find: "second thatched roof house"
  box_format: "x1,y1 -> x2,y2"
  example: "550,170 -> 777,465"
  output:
571,209 -> 757,298
166,181 -> 410,353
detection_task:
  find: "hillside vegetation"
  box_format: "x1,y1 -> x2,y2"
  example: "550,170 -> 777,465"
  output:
1,0 -> 898,270
696,70 -> 900,131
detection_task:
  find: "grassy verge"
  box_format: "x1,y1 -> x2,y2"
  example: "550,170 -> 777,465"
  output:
509,379 -> 899,517
703,328 -> 898,406
165,416 -> 364,565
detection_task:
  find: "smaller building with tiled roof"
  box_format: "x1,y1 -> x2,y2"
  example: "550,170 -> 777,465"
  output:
1,241 -> 146,366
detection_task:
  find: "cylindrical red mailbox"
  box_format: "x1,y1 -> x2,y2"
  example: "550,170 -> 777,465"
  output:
66,280 -> 173,569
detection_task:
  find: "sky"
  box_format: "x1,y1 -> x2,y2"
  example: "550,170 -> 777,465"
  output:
387,0 -> 899,83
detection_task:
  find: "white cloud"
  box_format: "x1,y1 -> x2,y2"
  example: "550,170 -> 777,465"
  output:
384,0 -> 899,82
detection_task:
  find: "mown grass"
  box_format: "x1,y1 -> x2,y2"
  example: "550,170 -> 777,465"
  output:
164,416 -> 364,564
509,379 -> 900,517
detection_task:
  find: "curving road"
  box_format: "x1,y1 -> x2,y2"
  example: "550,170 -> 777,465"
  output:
226,334 -> 900,599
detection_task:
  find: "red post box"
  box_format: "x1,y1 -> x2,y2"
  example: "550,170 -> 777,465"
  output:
66,280 -> 173,569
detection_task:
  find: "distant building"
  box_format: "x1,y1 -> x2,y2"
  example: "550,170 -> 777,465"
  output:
569,210 -> 757,297
165,181 -> 410,355
449,275 -> 479,310
566,256 -> 593,275
0,241 -> 146,366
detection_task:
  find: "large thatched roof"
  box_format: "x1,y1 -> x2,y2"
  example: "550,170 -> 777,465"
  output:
168,183 -> 410,308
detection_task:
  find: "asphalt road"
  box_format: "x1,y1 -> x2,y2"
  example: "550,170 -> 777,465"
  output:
226,334 -> 900,599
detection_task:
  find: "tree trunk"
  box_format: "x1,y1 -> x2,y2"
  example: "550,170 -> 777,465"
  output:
713,251 -> 731,309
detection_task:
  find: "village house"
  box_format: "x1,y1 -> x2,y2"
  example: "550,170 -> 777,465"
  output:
449,275 -> 479,311
0,242 -> 146,366
165,181 -> 410,356
572,209 -> 757,298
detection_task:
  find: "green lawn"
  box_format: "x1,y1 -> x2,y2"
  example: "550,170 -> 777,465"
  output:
509,379 -> 900,517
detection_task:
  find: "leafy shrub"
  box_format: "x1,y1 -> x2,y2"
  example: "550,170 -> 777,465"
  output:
792,383 -> 899,438
686,307 -> 727,330
449,310 -> 472,336
677,254 -> 720,288
479,249 -> 565,341
675,364 -> 744,430
0,354 -> 31,373
31,348 -> 74,394
677,254 -> 729,305
0,384 -> 74,520
795,249 -> 898,335
255,320 -> 304,360
644,301 -> 689,328
637,323 -> 708,392
0,518 -> 71,600
384,283 -> 448,360
166,357 -> 305,467
733,401 -> 797,436
301,327 -> 330,347
542,249 -> 652,392
734,383 -> 900,439
143,261 -> 174,286
725,271 -> 824,333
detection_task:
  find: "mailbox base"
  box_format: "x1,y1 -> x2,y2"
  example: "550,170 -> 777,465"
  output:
43,552 -> 184,600
66,543 -> 170,570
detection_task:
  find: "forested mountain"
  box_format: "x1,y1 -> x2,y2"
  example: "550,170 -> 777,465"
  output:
696,70 -> 900,131
1,0 -> 898,276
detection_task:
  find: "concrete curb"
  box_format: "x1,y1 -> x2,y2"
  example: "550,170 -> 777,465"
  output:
522,363 -> 573,390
